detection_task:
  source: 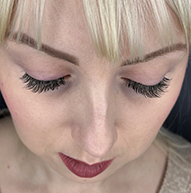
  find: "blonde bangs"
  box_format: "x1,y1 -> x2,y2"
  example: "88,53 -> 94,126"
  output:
0,0 -> 14,42
82,0 -> 187,62
8,0 -> 45,49
1,0 -> 191,62
166,0 -> 191,47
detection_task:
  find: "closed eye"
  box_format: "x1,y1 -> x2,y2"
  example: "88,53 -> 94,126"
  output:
124,77 -> 171,98
20,73 -> 68,93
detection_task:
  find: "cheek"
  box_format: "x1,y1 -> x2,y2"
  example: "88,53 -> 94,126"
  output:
119,64 -> 186,160
0,85 -> 39,147
0,79 -> 52,154
0,83 -> 76,157
116,100 -> 174,162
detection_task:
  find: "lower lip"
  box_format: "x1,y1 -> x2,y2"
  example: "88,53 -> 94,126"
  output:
59,153 -> 114,178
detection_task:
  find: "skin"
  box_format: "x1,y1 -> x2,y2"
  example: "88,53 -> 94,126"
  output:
0,0 -> 189,192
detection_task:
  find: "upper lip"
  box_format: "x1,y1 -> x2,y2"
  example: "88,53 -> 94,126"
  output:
61,153 -> 112,165
75,158 -> 112,166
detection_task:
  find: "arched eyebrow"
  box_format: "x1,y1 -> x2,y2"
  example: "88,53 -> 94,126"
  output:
11,32 -> 79,66
122,43 -> 187,66
11,32 -> 187,66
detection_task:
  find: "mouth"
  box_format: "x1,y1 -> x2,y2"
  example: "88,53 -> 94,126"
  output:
58,153 -> 114,178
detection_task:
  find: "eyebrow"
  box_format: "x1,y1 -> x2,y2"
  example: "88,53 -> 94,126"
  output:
11,32 -> 79,65
122,43 -> 187,66
11,32 -> 187,66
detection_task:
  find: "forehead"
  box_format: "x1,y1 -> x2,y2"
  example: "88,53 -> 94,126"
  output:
17,1 -> 92,55
42,1 -> 88,42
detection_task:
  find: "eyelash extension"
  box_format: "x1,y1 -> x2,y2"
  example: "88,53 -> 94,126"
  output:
21,73 -> 170,97
126,77 -> 171,98
20,73 -> 66,93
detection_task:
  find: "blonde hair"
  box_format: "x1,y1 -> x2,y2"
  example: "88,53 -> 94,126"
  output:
1,0 -> 191,160
0,0 -> 191,61
83,0 -> 190,61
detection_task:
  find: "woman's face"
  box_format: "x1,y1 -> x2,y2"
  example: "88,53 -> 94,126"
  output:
0,0 -> 189,183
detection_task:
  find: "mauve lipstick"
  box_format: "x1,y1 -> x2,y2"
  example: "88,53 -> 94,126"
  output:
59,153 -> 114,178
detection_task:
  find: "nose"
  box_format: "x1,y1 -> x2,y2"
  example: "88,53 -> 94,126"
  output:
71,84 -> 118,158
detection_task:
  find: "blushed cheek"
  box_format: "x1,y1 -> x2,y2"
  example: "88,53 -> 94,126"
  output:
1,89 -> 45,154
1,86 -> 21,118
0,63 -> 24,122
127,74 -> 184,156
0,78 -> 31,138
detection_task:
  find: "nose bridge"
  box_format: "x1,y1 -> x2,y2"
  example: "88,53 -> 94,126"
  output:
72,82 -> 118,158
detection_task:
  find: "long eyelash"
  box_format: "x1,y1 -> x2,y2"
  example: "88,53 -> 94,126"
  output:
126,77 -> 171,98
20,73 -> 66,93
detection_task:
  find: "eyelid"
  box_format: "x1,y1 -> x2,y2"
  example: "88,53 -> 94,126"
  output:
20,73 -> 68,93
122,76 -> 170,86
21,72 -> 71,81
123,77 -> 171,98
